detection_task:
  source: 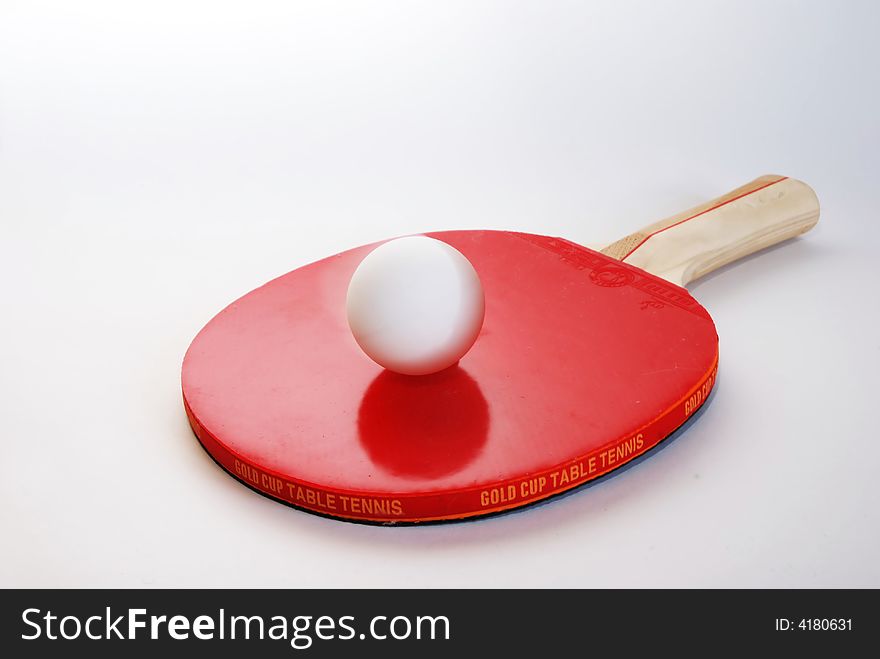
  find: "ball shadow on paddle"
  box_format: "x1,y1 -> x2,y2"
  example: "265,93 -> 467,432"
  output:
357,365 -> 489,480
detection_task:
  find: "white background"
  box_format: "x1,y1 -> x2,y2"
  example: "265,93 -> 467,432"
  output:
2,1 -> 878,587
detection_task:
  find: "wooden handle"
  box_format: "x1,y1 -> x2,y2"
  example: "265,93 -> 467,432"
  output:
600,175 -> 820,287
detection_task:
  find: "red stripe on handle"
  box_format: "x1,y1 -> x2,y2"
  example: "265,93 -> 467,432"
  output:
621,176 -> 788,261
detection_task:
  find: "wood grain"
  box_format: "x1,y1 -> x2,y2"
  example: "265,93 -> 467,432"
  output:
602,175 -> 819,286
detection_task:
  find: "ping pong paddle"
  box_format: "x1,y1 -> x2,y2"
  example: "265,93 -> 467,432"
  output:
182,174 -> 819,523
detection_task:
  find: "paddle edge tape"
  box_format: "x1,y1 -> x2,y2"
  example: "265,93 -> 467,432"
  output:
182,352 -> 719,524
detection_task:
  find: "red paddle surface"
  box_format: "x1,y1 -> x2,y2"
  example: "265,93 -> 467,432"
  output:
182,231 -> 718,522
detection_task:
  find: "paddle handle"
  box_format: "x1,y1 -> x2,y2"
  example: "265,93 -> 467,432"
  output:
601,175 -> 820,287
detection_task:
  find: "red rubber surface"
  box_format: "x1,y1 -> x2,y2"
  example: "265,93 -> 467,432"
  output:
182,231 -> 718,523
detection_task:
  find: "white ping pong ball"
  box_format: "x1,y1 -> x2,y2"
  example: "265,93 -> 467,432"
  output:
346,236 -> 485,376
